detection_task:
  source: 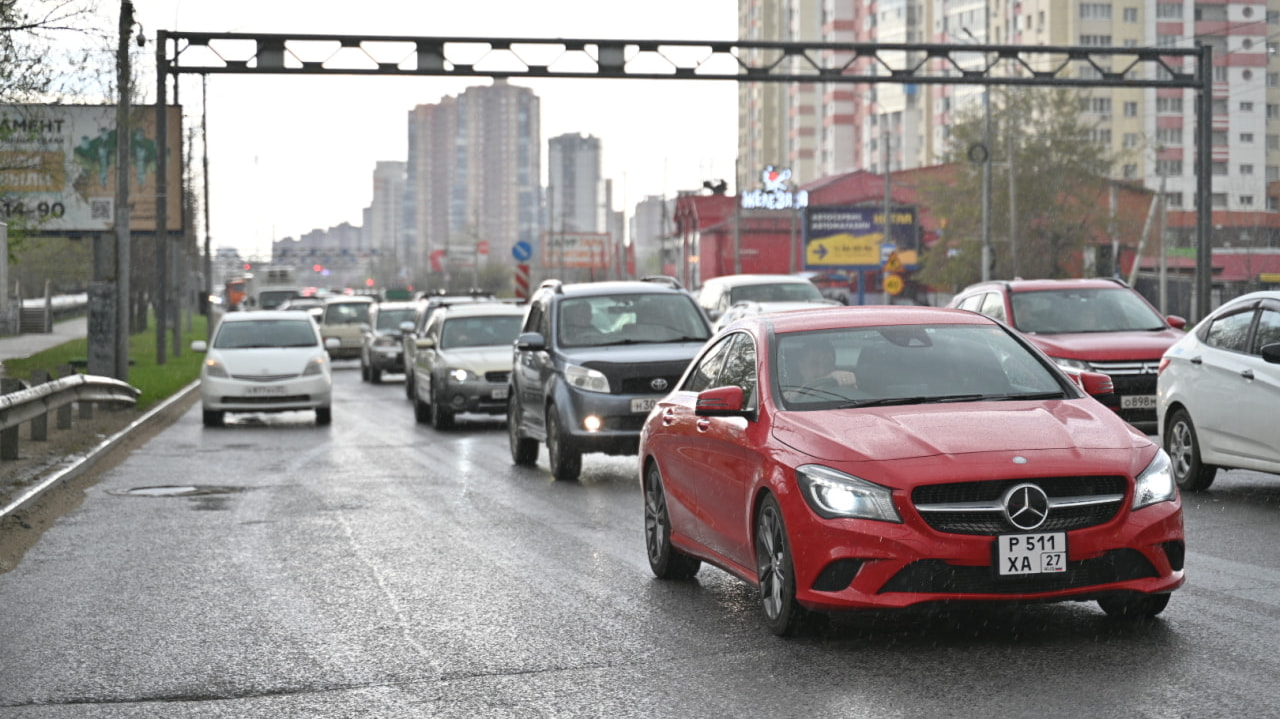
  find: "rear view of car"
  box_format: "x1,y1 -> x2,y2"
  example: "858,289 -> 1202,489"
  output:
193,311 -> 335,427
319,296 -> 374,360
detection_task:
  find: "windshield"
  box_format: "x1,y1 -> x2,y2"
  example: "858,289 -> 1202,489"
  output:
258,290 -> 298,310
441,315 -> 524,349
558,294 -> 711,348
323,302 -> 370,326
213,319 -> 319,349
729,282 -> 823,304
1010,288 -> 1167,334
376,308 -> 417,331
775,324 -> 1066,410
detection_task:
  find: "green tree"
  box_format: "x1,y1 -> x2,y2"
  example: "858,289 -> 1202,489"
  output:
918,87 -> 1141,290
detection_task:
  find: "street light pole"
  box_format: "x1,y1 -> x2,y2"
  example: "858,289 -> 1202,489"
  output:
114,0 -> 133,381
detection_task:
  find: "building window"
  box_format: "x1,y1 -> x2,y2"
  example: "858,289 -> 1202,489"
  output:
1241,133 -> 1255,144
1081,97 -> 1113,114
1159,127 -> 1185,145
1271,196 -> 1279,211
1211,193 -> 1228,208
1211,161 -> 1228,176
1269,104 -> 1280,119
1157,159 -> 1183,176
1270,166 -> 1280,182
1165,192 -> 1183,208
1080,34 -> 1113,46
1214,66 -> 1229,82
1124,101 -> 1138,117
1123,164 -> 1138,178
1211,130 -> 1228,146
1081,3 -> 1113,20
1157,34 -> 1180,48
1123,7 -> 1138,22
1270,73 -> 1280,88
1157,97 -> 1184,113
1156,3 -> 1182,19
1241,101 -> 1255,112
1123,133 -> 1140,148
1242,164 -> 1255,175
1090,129 -> 1112,145
1241,195 -> 1255,207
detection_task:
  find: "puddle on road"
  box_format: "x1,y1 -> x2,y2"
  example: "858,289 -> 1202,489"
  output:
111,485 -> 244,498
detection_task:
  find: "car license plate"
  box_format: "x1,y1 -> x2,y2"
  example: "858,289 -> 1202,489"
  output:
996,533 -> 1067,576
491,386 -> 508,400
1121,394 -> 1156,409
245,385 -> 285,395
631,397 -> 658,413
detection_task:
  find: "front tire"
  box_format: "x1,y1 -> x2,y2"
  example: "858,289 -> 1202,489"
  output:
315,406 -> 332,426
1098,592 -> 1170,619
643,461 -> 701,579
405,369 -> 415,400
430,383 -> 455,430
545,408 -> 581,482
508,396 -> 539,465
370,366 -> 382,384
202,409 -> 224,427
756,494 -> 814,637
413,386 -> 430,424
1166,408 -> 1216,491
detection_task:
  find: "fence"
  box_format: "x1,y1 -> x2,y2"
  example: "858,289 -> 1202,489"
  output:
0,372 -> 140,461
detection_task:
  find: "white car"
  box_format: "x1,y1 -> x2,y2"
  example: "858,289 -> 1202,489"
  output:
192,311 -> 340,427
712,298 -> 840,332
1157,291 -> 1280,490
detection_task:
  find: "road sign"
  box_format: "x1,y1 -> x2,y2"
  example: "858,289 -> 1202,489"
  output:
805,232 -> 882,266
514,263 -> 530,300
884,273 -> 905,296
429,248 -> 446,272
476,240 -> 490,255
512,240 -> 533,262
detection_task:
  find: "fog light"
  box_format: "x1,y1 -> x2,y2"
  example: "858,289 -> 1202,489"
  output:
583,415 -> 602,432
451,395 -> 466,409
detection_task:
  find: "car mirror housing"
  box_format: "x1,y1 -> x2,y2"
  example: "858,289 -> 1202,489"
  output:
191,340 -> 208,352
1166,315 -> 1188,330
695,385 -> 753,418
399,321 -> 415,334
1262,342 -> 1280,364
416,337 -> 436,350
516,331 -> 546,352
1077,369 -> 1115,398
324,337 -> 341,350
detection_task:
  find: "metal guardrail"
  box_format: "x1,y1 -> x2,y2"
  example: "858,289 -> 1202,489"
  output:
0,374 -> 139,437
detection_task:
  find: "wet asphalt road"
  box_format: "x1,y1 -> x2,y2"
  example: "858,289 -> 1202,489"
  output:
1,362 -> 1279,717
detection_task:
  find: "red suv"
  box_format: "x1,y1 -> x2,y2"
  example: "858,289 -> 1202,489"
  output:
948,278 -> 1186,428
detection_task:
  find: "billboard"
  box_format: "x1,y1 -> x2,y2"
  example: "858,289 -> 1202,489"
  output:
0,104 -> 183,233
803,206 -> 917,270
540,232 -> 611,270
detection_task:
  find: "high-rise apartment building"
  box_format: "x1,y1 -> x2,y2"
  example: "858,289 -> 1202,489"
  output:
548,133 -> 605,234
370,161 -> 406,263
740,0 -> 1280,220
406,79 -> 541,274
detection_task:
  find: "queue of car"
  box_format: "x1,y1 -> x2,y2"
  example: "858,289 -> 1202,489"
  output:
186,272 -> 1280,636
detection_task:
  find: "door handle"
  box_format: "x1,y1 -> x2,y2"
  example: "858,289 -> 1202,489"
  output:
696,418 -> 711,431
1241,369 -> 1255,380
1189,356 -> 1203,365
662,409 -> 677,426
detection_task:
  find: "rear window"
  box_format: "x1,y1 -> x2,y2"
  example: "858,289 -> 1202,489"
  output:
1010,288 -> 1166,334
376,308 -> 417,331
323,302 -> 370,326
213,320 -> 318,349
729,282 -> 823,304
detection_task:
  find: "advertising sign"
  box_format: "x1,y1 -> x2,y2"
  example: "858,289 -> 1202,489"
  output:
803,206 -> 917,270
540,232 -> 610,270
0,104 -> 183,233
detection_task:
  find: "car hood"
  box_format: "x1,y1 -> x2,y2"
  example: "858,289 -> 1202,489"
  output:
441,346 -> 515,372
1024,329 -> 1183,361
211,347 -> 325,375
772,399 -> 1144,465
562,341 -> 706,365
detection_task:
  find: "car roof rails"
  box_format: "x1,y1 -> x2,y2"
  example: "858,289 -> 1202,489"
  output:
640,275 -> 684,290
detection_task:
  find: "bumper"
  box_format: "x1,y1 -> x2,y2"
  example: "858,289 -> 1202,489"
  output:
200,375 -> 332,412
554,387 -> 664,456
783,494 -> 1185,612
370,346 -> 404,371
437,380 -> 510,415
323,334 -> 363,359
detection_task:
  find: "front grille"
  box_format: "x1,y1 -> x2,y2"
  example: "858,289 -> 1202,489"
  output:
913,476 -> 1126,535
231,373 -> 299,382
222,394 -> 311,404
878,550 -> 1158,595
1088,359 -> 1160,377
485,370 -> 510,384
583,358 -> 691,396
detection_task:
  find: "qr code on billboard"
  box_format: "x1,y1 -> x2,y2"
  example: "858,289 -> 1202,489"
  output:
90,198 -> 112,220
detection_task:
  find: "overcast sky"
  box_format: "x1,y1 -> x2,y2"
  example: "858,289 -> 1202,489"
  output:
126,0 -> 740,259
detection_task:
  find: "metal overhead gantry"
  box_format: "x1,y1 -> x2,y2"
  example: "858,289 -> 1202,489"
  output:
155,33 -> 1215,320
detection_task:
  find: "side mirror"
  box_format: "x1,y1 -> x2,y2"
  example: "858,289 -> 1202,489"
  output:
324,337 -> 341,350
191,340 -> 208,352
695,385 -> 753,419
1166,315 -> 1188,330
360,322 -> 372,333
415,337 -> 436,350
1262,343 -> 1280,364
515,331 -> 546,352
399,321 -> 415,334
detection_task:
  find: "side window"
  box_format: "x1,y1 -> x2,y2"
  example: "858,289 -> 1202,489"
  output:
523,301 -> 544,335
1204,309 -> 1255,352
978,292 -> 1007,322
536,300 -> 552,337
1251,306 -> 1280,354
682,335 -> 734,392
956,294 -> 985,312
718,333 -> 759,408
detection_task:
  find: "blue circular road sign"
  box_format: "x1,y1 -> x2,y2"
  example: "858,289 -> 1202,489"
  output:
512,240 -> 533,262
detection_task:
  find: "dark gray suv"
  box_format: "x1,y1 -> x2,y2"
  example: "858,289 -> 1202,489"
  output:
508,277 -> 713,481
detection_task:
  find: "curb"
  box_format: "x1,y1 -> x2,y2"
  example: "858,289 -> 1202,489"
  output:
0,380 -> 201,520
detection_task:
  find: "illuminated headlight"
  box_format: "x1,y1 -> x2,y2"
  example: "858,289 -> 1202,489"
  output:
301,355 -> 327,376
564,363 -> 610,393
1133,450 -> 1177,509
203,359 -> 228,378
449,368 -> 478,383
795,465 -> 902,523
1052,357 -> 1091,371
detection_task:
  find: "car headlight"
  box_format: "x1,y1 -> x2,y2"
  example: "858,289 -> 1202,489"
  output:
795,465 -> 902,523
449,368 -> 478,382
564,363 -> 611,393
1052,357 -> 1091,371
302,355 -> 328,376
204,359 -> 228,378
1133,449 -> 1177,510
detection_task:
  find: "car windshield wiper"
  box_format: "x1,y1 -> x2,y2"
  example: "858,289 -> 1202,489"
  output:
980,391 -> 1066,401
837,394 -> 990,408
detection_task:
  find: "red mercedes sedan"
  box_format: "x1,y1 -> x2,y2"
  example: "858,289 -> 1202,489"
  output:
638,306 -> 1184,636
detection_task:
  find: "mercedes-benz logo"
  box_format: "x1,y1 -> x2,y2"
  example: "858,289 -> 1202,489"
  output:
1002,483 -> 1050,531
650,378 -> 669,391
